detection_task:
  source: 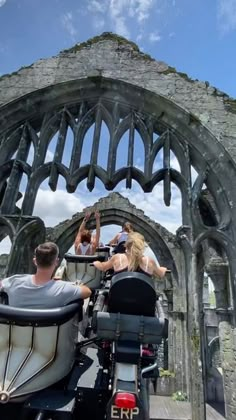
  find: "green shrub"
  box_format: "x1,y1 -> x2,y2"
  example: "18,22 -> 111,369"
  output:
172,391 -> 188,401
159,368 -> 175,378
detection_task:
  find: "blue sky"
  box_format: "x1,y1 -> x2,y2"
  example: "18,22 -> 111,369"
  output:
0,0 -> 236,253
1,0 -> 236,96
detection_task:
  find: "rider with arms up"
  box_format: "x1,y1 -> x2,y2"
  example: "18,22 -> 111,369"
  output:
74,211 -> 100,255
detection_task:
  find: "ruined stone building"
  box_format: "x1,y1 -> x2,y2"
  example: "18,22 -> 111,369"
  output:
0,33 -> 236,419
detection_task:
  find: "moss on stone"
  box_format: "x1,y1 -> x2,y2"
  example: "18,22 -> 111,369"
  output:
0,64 -> 34,80
161,66 -> 194,83
191,334 -> 200,351
61,32 -> 140,54
159,368 -> 175,378
224,98 -> 236,114
162,65 -> 176,74
61,32 -> 155,61
137,52 -> 154,61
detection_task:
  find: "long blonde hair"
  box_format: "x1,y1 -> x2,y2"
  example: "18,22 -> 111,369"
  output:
125,232 -> 145,271
122,222 -> 133,233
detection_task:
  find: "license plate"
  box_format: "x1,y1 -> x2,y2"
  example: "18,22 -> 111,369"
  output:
111,406 -> 140,419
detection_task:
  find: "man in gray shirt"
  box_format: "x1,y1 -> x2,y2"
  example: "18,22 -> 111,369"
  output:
0,242 -> 91,309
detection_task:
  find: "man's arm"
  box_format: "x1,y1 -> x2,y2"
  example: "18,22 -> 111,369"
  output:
64,282 -> 92,304
78,284 -> 92,299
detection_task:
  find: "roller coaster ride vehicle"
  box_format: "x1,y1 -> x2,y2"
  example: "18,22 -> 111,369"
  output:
0,253 -> 165,420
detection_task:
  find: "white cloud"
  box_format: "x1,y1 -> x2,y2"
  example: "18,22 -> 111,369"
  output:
0,236 -> 11,256
169,31 -> 175,38
217,0 -> 236,33
149,31 -> 161,42
81,0 -> 178,43
120,182 -> 181,234
26,145 -> 54,166
85,0 -> 131,38
45,149 -> 55,162
33,180 -> 181,234
85,0 -> 164,40
93,16 -> 106,31
0,0 -> 6,7
61,12 -> 77,40
170,154 -> 180,171
33,188 -> 87,227
87,0 -> 108,14
108,0 -> 156,37
109,0 -> 131,38
128,0 -> 155,23
136,33 -> 143,42
0,182 -> 181,255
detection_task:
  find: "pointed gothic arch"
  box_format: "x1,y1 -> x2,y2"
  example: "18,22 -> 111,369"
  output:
0,78 -> 235,226
1,34 -> 236,418
46,192 -> 178,280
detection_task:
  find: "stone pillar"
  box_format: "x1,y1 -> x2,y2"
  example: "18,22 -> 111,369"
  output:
206,258 -> 229,310
219,320 -> 236,419
2,215 -> 46,276
171,310 -> 187,393
202,274 -> 210,308
177,226 -> 206,420
206,258 -> 236,417
162,298 -> 169,370
164,288 -> 174,371
188,264 -> 206,420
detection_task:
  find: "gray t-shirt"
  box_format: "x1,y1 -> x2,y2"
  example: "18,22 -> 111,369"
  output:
0,274 -> 83,309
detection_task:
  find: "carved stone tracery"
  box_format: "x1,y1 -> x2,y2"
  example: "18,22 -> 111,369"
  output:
1,34 -> 236,418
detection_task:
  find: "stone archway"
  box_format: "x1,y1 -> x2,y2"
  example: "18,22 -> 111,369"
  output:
1,33 -> 236,419
47,192 -> 178,276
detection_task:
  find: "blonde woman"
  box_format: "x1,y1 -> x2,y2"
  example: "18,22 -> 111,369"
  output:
109,222 -> 134,254
94,231 -> 167,278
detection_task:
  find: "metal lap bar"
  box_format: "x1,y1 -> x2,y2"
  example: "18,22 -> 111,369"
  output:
6,326 -> 35,392
75,262 -> 88,279
141,361 -> 158,376
8,325 -> 60,397
2,324 -> 12,391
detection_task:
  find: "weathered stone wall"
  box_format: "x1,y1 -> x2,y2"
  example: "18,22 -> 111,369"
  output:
219,321 -> 236,418
0,33 -> 236,160
0,33 -> 235,417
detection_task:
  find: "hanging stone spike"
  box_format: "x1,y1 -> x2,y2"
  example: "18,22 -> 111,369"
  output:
90,105 -> 102,166
87,106 -> 102,191
77,101 -> 86,123
107,103 -> 119,180
112,102 -> 120,129
49,110 -> 68,191
0,124 -> 30,214
163,130 -> 171,206
126,114 -> 135,189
